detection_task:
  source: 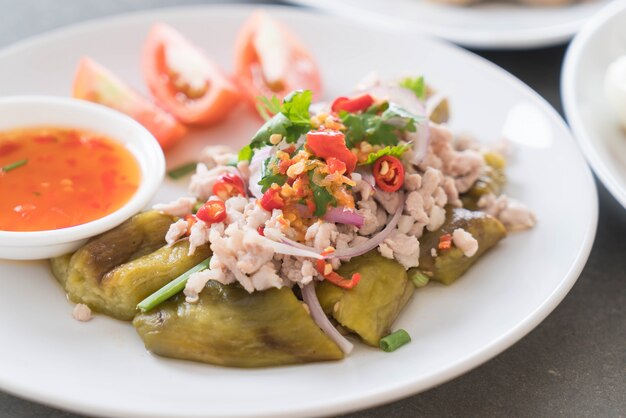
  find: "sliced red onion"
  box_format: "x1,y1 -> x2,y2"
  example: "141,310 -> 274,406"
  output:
248,146 -> 273,198
266,238 -> 323,260
281,198 -> 405,260
301,282 -> 353,354
323,207 -> 364,228
330,199 -> 404,259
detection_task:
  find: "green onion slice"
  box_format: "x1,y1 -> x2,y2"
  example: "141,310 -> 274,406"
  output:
379,329 -> 411,352
408,269 -> 430,288
1,159 -> 28,173
137,257 -> 211,312
167,162 -> 197,180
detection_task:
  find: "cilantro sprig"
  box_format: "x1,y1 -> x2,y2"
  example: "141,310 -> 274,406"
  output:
248,90 -> 313,155
360,143 -> 412,165
400,76 -> 426,100
308,170 -> 336,217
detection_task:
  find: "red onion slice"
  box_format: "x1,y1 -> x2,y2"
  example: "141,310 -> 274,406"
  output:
331,199 -> 404,259
248,146 -> 273,199
266,238 -> 323,260
324,207 -> 364,227
281,198 -> 405,260
301,282 -> 353,354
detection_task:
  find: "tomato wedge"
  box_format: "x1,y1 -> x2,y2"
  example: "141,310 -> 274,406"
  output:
306,130 -> 357,173
143,23 -> 241,125
72,57 -> 186,149
234,11 -> 322,109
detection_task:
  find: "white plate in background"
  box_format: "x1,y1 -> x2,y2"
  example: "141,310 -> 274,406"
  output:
288,0 -> 613,49
562,0 -> 626,210
0,5 -> 597,418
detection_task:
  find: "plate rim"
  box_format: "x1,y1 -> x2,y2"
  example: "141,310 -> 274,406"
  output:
561,0 -> 626,210
0,4 -> 598,417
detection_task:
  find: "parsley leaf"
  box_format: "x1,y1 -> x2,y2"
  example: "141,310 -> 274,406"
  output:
361,143 -> 412,165
255,96 -> 283,121
400,76 -> 426,100
340,109 -> 399,148
249,90 -> 313,151
282,90 -> 313,125
308,171 -> 336,217
258,155 -> 287,192
238,144 -> 253,162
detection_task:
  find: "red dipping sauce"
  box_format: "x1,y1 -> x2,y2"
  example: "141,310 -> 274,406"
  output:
0,127 -> 140,232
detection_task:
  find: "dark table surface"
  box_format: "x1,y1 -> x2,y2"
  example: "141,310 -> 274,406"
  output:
0,1 -> 624,417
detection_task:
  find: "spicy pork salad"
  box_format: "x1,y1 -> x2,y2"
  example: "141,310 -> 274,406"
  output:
49,12 -> 535,368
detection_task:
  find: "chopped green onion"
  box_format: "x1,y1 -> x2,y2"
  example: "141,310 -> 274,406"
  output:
137,257 -> 211,312
408,269 -> 430,288
379,329 -> 411,352
2,159 -> 28,173
167,162 -> 197,180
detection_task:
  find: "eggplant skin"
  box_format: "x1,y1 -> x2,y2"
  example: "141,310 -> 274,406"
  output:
52,211 -> 211,321
419,207 -> 506,285
316,251 -> 414,346
133,281 -> 344,367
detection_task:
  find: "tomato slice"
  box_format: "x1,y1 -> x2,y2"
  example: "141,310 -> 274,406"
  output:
306,130 -> 357,173
331,94 -> 374,114
72,57 -> 187,149
234,11 -> 322,109
143,23 -> 241,125
260,186 -> 285,211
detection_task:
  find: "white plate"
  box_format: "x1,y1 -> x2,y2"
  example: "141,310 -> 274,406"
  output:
562,0 -> 626,210
0,5 -> 597,418
288,0 -> 613,49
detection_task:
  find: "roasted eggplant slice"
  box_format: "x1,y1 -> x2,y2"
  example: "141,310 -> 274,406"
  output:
419,207 -> 506,285
316,251 -> 414,346
52,211 -> 211,320
133,281 -> 344,367
461,151 -> 507,209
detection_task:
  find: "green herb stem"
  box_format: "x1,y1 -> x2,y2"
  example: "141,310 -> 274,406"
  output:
379,329 -> 411,352
408,269 -> 430,288
167,162 -> 197,180
1,159 -> 28,173
137,257 -> 211,312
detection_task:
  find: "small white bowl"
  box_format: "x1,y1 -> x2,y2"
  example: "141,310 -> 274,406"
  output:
0,96 -> 165,259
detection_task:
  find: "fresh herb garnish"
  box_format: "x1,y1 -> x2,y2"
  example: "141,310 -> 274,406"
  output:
308,170 -> 336,217
137,257 -> 211,312
258,155 -> 287,192
256,96 -> 282,121
399,76 -> 426,100
340,111 -> 397,148
379,329 -> 412,352
250,90 -> 312,151
360,143 -> 411,165
167,162 -> 197,180
1,159 -> 28,173
238,145 -> 253,162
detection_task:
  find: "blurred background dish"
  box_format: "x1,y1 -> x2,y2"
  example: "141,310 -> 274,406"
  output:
286,0 -> 614,49
562,0 -> 626,210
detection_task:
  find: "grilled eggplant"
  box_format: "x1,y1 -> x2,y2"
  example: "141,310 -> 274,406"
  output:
133,281 -> 344,367
419,207 -> 506,285
316,251 -> 414,346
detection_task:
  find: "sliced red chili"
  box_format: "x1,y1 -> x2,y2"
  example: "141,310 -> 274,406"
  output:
196,199 -> 227,224
331,94 -> 374,113
315,259 -> 361,289
306,130 -> 357,173
212,173 -> 245,200
373,155 -> 405,192
260,186 -> 285,211
438,233 -> 453,251
257,226 -> 265,236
